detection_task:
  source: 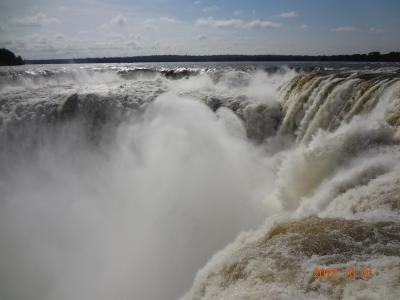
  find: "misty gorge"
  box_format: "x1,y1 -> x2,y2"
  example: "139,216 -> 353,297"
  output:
0,62 -> 399,299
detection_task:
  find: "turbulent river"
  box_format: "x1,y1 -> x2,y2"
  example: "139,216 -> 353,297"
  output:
0,62 -> 400,300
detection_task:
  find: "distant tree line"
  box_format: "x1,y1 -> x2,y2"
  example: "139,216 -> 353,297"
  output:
0,49 -> 24,66
20,51 -> 400,65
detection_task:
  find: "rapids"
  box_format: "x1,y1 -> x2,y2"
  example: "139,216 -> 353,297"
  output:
0,63 -> 399,300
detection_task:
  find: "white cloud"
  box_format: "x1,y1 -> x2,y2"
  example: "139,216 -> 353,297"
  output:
332,26 -> 357,32
280,11 -> 298,18
0,40 -> 13,47
203,5 -> 219,13
11,13 -> 60,26
233,10 -> 243,16
99,14 -> 127,29
110,14 -> 127,26
194,1 -> 201,5
143,19 -> 157,30
57,6 -> 69,12
106,33 -> 124,41
196,18 -> 241,28
370,27 -> 384,33
142,17 -> 178,31
245,20 -> 281,29
125,33 -> 142,49
130,33 -> 142,41
126,40 -> 141,49
160,16 -> 178,23
143,24 -> 157,31
18,34 -> 67,54
37,37 -> 48,45
88,43 -> 121,51
55,33 -> 64,40
300,24 -> 308,29
196,18 -> 281,29
151,41 -> 161,50
197,34 -> 207,41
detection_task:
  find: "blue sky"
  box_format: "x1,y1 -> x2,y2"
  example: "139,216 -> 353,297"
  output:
0,0 -> 399,59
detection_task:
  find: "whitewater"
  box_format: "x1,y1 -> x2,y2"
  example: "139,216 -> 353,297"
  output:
0,62 -> 399,300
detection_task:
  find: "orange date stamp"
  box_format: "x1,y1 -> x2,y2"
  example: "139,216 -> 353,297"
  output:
313,267 -> 373,281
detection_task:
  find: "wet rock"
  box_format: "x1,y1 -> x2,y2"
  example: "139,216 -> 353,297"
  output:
59,93 -> 79,120
243,103 -> 282,143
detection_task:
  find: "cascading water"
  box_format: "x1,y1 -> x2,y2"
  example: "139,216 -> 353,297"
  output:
185,66 -> 400,300
0,63 -> 399,300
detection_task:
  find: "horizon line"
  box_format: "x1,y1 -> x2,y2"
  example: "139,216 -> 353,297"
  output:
23,52 -> 400,64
